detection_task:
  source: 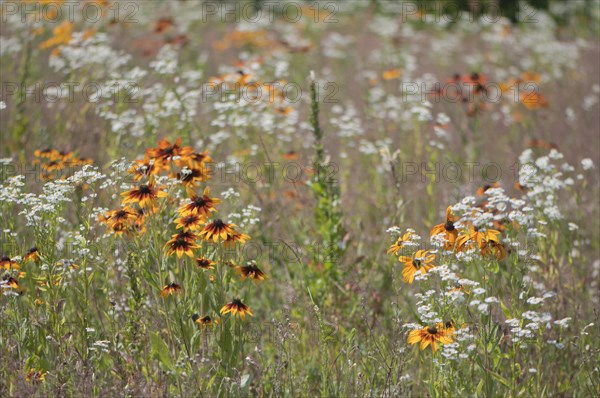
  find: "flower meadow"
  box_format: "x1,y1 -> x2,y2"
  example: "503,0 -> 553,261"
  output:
1,1 -> 599,397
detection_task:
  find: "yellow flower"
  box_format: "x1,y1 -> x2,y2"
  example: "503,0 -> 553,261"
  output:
160,283 -> 182,298
175,213 -> 205,231
121,182 -> 168,209
235,262 -> 268,283
223,231 -> 250,248
479,238 -> 507,260
387,231 -> 413,255
177,187 -> 221,217
398,250 -> 436,284
24,247 -> 40,262
164,232 -> 199,258
25,368 -> 46,384
382,69 -> 401,80
39,21 -> 73,50
98,207 -> 137,235
199,219 -> 237,243
127,159 -> 159,181
1,256 -> 20,270
220,298 -> 253,319
407,324 -> 454,352
176,167 -> 210,187
145,138 -> 183,165
195,257 -> 215,269
192,314 -> 219,328
430,206 -> 458,250
456,227 -> 501,253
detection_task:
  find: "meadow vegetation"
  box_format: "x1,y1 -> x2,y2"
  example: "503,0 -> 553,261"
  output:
1,1 -> 599,397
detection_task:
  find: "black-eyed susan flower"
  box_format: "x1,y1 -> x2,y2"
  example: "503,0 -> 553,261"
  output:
443,320 -> 456,334
1,256 -> 19,270
98,207 -> 137,231
178,147 -> 213,169
39,160 -> 65,180
192,314 -> 219,328
176,167 -> 210,187
145,138 -> 183,164
175,213 -> 204,231
131,207 -> 147,234
127,159 -> 159,181
235,262 -> 268,283
160,283 -> 182,298
399,250 -> 436,284
387,231 -> 413,255
24,247 -> 40,262
3,276 -> 20,289
220,298 -> 253,319
25,368 -> 46,384
407,324 -> 454,352
34,148 -> 59,159
479,238 -> 507,260
177,187 -> 221,217
164,232 -> 199,258
223,231 -> 250,248
2,275 -> 25,295
121,182 -> 168,209
199,219 -> 237,243
456,227 -> 501,253
71,156 -> 93,167
195,257 -> 215,269
448,282 -> 471,295
430,206 -> 459,250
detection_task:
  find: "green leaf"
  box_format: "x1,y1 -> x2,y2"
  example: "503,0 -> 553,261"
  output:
489,261 -> 500,273
476,380 -> 484,396
488,370 -> 510,388
499,300 -> 512,318
150,332 -> 174,372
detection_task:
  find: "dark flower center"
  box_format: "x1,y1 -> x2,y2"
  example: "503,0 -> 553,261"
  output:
193,197 -> 207,207
444,221 -> 455,231
232,298 -> 243,306
139,185 -> 152,194
176,237 -> 187,245
161,146 -> 175,157
213,219 -> 225,228
427,326 -> 438,335
413,259 -> 421,267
